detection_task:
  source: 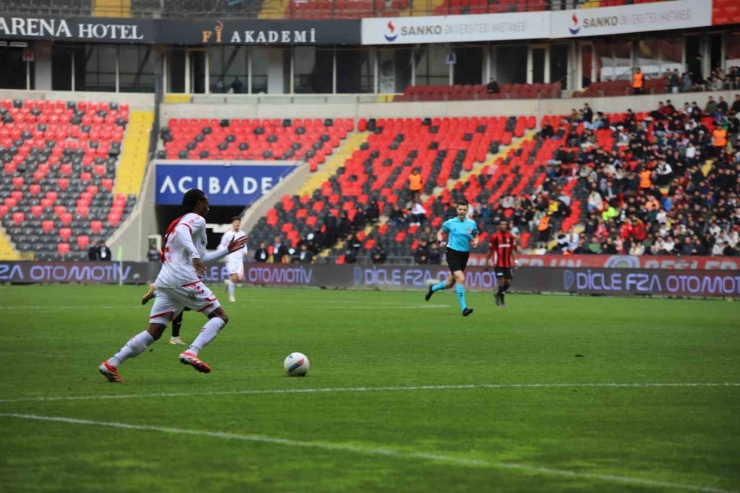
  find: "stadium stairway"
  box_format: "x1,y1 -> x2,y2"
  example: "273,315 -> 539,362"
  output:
115,110 -> 153,197
296,132 -> 369,197
94,0 -> 132,16
329,129 -> 535,260
0,226 -> 20,260
398,0 -> 445,16
259,0 -> 290,19
434,130 -> 537,197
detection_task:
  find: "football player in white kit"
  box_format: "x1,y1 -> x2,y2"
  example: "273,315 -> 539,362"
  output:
220,216 -> 248,303
99,189 -> 248,383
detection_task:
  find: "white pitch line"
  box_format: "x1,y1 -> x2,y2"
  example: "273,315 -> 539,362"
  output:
0,382 -> 737,404
0,306 -> 118,310
0,301 -> 430,310
0,412 -> 734,493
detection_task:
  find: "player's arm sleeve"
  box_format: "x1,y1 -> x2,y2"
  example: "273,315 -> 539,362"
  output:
175,223 -> 200,259
442,221 -> 450,233
202,248 -> 230,265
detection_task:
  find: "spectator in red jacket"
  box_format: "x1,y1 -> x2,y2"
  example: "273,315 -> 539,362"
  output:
620,219 -> 634,241
632,218 -> 647,242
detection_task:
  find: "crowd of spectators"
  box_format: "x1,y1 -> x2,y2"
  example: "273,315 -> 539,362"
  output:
665,62 -> 740,94
248,90 -> 740,265
537,96 -> 740,256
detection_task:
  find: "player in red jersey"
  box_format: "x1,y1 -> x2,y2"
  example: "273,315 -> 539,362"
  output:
484,220 -> 518,307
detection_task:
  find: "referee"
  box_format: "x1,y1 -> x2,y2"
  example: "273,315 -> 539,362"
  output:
425,200 -> 478,316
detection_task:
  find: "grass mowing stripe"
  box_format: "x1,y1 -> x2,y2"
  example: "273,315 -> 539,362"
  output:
0,412 -> 734,493
1,382 -> 738,404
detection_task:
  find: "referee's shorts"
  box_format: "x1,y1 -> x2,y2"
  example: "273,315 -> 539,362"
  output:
446,248 -> 470,273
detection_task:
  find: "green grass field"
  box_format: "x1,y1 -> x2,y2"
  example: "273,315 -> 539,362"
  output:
1,285 -> 739,493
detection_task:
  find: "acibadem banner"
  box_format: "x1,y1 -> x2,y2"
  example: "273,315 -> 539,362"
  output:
2,262 -> 739,298
154,161 -> 297,207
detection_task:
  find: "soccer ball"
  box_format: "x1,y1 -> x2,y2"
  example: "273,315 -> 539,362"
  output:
284,352 -> 309,377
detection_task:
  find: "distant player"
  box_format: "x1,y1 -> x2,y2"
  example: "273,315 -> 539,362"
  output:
99,189 -> 248,383
424,200 -> 478,317
220,216 -> 248,303
485,220 -> 518,307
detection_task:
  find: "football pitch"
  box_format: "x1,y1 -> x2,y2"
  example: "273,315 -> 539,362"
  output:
1,285 -> 739,493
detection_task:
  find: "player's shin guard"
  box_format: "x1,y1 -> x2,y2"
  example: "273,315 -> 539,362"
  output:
431,281 -> 447,292
455,284 -> 467,311
188,317 -> 226,356
228,281 -> 235,297
108,331 -> 154,367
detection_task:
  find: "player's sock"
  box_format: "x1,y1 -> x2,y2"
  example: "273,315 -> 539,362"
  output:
228,281 -> 235,297
431,281 -> 447,292
171,314 -> 182,338
497,286 -> 505,298
108,331 -> 154,368
455,284 -> 467,311
188,317 -> 226,356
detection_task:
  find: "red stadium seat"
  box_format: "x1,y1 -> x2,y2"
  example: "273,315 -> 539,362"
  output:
77,235 -> 91,250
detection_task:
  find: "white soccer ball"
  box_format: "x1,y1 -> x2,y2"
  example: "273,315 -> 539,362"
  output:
284,352 -> 309,377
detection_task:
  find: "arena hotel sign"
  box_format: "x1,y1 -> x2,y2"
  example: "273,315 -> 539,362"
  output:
0,16 -> 152,43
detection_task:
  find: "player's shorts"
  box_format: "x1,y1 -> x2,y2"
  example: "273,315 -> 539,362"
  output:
226,260 -> 243,276
446,248 -> 470,273
495,267 -> 514,280
149,280 -> 220,325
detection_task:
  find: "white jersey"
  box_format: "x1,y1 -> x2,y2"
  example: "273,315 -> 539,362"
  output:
156,213 -> 213,288
219,230 -> 248,263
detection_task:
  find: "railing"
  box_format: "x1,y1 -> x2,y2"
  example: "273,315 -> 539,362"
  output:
0,0 -> 677,20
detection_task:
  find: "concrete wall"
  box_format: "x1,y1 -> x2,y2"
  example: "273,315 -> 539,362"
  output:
160,90 -> 739,126
0,89 -> 155,110
34,42 -> 53,92
106,161 -> 159,262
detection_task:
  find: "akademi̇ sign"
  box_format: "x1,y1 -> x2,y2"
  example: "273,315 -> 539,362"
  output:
550,0 -> 712,39
361,11 -> 550,45
157,19 -> 361,46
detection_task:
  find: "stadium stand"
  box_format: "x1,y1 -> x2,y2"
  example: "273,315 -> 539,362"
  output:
246,115 -> 540,261
274,0 -> 675,20
397,83 -> 562,102
0,99 -> 144,261
160,118 -> 353,170
241,93 -> 740,264
356,100 -> 739,261
0,0 -> 679,18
